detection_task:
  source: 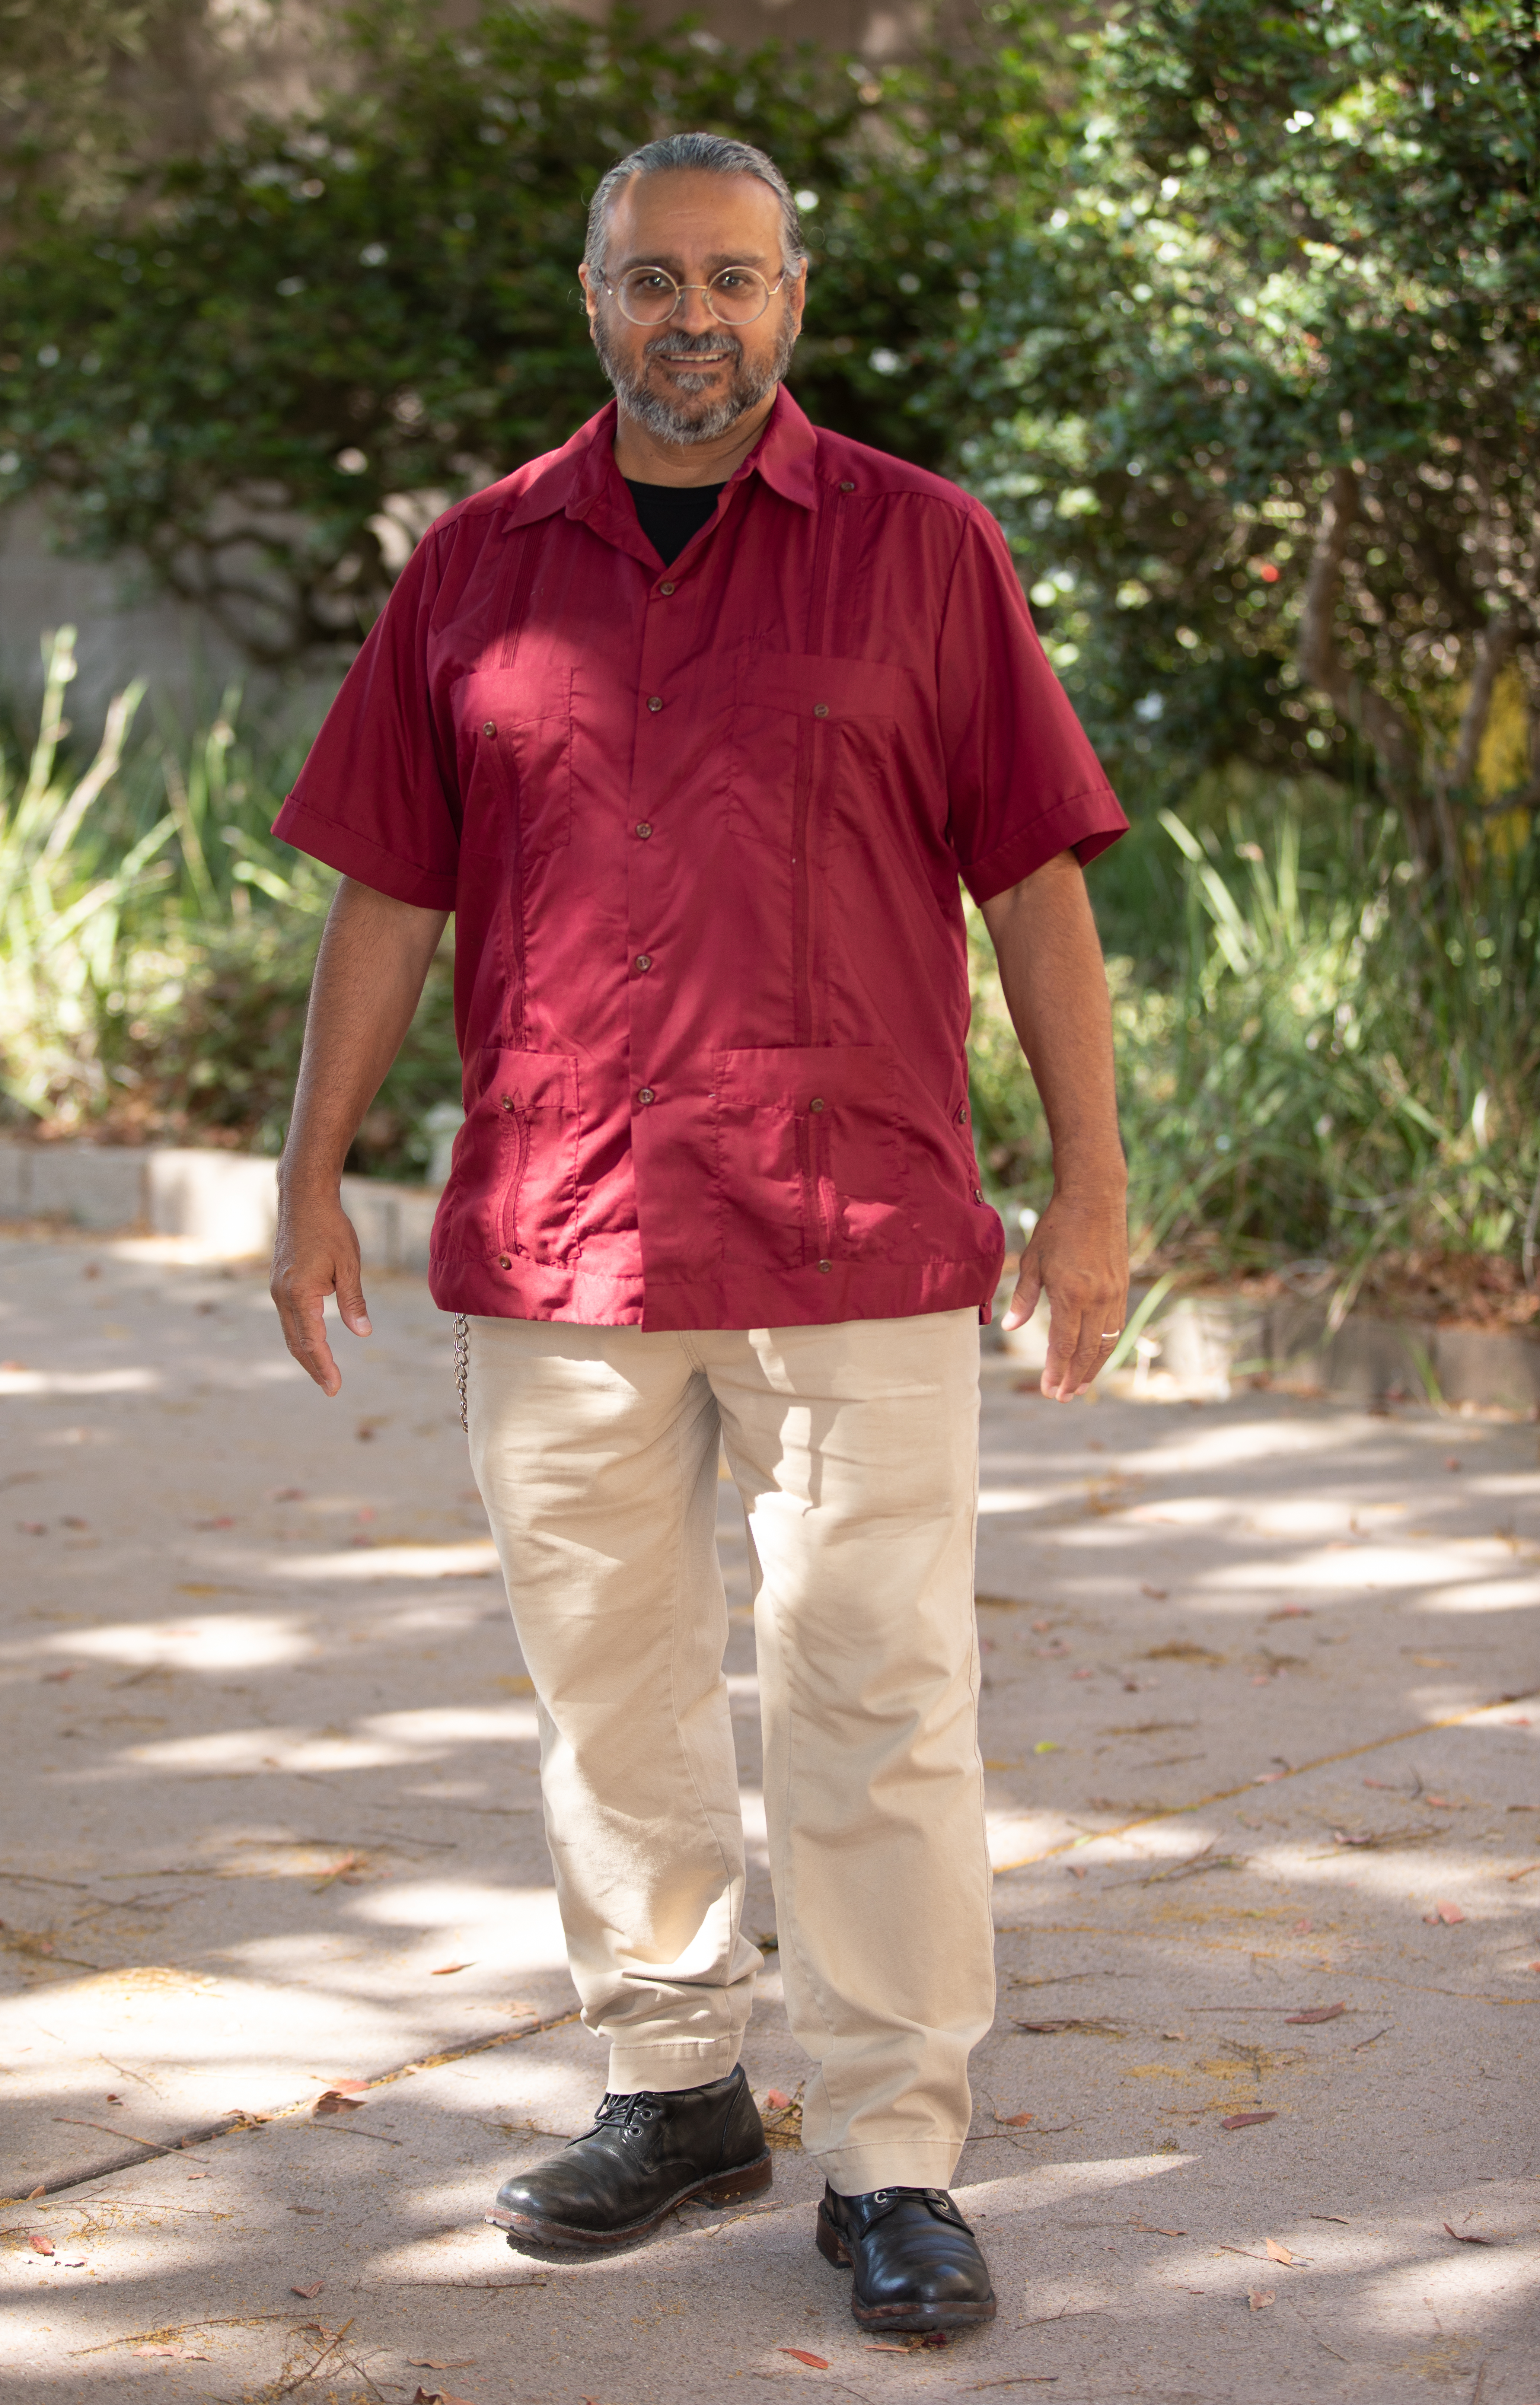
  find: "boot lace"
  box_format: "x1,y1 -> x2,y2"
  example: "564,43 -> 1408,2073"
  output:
592,2090 -> 664,2143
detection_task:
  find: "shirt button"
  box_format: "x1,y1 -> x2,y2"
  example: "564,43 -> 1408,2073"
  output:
809,1096 -> 825,1112
817,1259 -> 833,1274
635,954 -> 652,972
482,721 -> 497,738
957,1103 -> 967,1122
659,581 -> 676,595
647,695 -> 663,712
839,480 -> 855,493
636,821 -> 653,839
813,702 -> 829,718
973,1186 -> 984,1202
500,1096 -> 514,1112
497,1253 -> 511,1269
638,1086 -> 655,1105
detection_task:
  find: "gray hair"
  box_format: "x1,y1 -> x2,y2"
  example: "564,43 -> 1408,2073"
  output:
584,133 -> 808,280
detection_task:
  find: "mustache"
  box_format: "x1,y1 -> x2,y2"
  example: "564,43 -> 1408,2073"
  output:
644,329 -> 744,363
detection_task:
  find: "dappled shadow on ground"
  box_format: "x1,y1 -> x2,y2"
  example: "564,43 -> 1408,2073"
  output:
0,1234 -> 1537,2398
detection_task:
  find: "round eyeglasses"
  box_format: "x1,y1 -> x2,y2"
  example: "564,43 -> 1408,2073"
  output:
603,265 -> 789,328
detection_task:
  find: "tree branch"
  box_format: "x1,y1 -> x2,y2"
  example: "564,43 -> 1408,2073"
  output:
1450,615 -> 1518,792
1297,462 -> 1429,855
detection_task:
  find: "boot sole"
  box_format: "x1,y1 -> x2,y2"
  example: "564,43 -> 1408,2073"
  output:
491,2148 -> 772,2253
816,2202 -> 998,2330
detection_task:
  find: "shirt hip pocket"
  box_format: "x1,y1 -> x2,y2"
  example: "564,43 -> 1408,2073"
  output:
712,1045 -> 909,1269
444,1049 -> 581,1267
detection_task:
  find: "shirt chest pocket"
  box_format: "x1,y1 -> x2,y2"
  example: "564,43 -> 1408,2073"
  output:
727,654 -> 920,855
458,669 -> 575,862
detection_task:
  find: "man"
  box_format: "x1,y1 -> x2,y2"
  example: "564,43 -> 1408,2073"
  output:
270,131 -> 1128,2334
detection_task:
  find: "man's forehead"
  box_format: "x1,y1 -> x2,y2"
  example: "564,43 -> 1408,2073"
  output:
607,168 -> 783,248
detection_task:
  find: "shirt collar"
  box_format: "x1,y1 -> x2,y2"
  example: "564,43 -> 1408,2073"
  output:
499,383 -> 820,536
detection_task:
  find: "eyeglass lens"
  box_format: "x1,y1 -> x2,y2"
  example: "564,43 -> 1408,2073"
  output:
614,268 -> 775,327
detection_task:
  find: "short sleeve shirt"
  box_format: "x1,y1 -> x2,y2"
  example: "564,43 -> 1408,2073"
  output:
273,388 -> 1126,1332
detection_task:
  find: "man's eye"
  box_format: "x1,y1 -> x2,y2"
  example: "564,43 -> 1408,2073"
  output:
715,272 -> 749,290
628,272 -> 672,292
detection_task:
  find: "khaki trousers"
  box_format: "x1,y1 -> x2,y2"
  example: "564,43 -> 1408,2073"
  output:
465,1307 -> 995,2195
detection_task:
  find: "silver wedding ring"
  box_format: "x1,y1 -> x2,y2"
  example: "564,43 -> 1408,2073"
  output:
1100,1329 -> 1122,1339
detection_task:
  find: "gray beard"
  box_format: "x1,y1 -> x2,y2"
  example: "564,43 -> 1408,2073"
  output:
592,318 -> 797,445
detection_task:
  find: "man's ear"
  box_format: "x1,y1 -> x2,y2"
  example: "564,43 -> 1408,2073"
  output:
578,262 -> 599,328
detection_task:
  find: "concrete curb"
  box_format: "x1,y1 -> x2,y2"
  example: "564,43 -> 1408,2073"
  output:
0,1138 -> 439,1273
7,1140 -> 1537,1411
997,1280 -> 1540,1414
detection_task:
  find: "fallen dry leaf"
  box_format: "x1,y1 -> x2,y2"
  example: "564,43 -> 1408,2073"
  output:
1014,2016 -> 1124,2036
1443,2223 -> 1495,2245
1264,2239 -> 1294,2265
430,1962 -> 475,1976
28,2235 -> 54,2255
1141,1584 -> 1169,1599
1001,2111 -> 1035,2127
765,2089 -> 793,2109
25,2185 -> 45,2201
1221,2112 -> 1278,2132
133,2347 -> 210,2360
779,2347 -> 830,2368
291,2281 -> 325,2299
313,2091 -> 364,2116
1248,2290 -> 1276,2312
1424,1901 -> 1466,1925
1285,2004 -> 1346,2025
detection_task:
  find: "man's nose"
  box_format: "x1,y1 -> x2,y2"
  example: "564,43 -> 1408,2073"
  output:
674,283 -> 718,336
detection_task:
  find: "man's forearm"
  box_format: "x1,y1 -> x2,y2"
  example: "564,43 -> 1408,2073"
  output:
979,851 -> 1125,1195
271,877 -> 449,1396
979,850 -> 1127,1396
280,877 -> 450,1194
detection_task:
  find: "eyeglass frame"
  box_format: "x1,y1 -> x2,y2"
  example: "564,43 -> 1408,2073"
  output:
598,262 -> 797,329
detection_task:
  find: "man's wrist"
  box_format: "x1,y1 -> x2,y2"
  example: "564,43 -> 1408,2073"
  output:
277,1154 -> 347,1205
1048,1162 -> 1129,1202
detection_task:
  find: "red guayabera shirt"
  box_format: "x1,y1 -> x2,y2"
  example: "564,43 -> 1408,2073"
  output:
274,389 -> 1126,1331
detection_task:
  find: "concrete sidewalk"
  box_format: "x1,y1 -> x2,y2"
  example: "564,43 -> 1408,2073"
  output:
1,1229 -> 1536,2404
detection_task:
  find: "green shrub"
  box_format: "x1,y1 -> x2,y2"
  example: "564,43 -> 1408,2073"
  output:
971,788 -> 1540,1295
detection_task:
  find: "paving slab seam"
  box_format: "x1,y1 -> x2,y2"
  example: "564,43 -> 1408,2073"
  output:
0,2008 -> 582,2207
991,1682 -> 1540,1874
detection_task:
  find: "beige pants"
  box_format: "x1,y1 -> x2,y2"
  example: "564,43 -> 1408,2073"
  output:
466,1308 -> 995,2195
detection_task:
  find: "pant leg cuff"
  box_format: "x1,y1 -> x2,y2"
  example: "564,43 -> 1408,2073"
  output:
606,2039 -> 743,2095
812,2143 -> 964,2196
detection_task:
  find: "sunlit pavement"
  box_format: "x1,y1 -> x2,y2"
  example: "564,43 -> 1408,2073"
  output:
1,1228 -> 1537,2404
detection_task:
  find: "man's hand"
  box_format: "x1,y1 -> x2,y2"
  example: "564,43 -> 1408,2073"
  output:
980,851 -> 1128,1402
268,876 -> 449,1395
1001,1188 -> 1129,1402
271,1187 -> 372,1397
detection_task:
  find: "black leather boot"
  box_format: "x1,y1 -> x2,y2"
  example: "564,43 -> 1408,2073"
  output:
816,2183 -> 997,2330
489,2064 -> 770,2250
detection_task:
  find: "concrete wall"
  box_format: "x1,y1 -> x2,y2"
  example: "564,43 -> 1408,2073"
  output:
0,1140 -> 439,1273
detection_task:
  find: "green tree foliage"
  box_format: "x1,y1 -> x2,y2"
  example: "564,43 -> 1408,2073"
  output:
961,0 -> 1539,872
0,2 -> 1056,662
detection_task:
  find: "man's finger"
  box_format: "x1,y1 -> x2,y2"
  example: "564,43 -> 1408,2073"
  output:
332,1257 -> 372,1339
1041,1291 -> 1127,1400
1001,1248 -> 1043,1334
1040,1292 -> 1085,1401
279,1287 -> 342,1396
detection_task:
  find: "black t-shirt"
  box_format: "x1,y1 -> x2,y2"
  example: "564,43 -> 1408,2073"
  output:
625,479 -> 726,567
